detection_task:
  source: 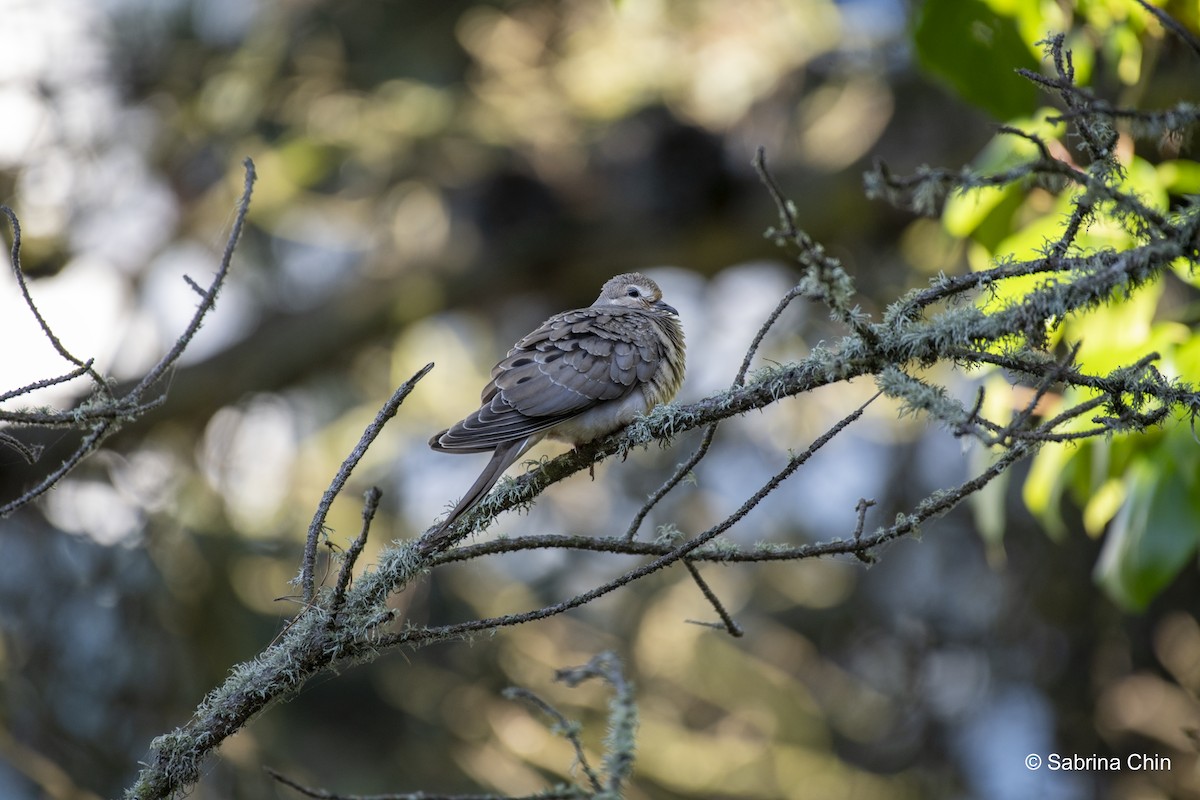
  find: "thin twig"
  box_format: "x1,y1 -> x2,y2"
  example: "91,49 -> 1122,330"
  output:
683,559 -> 743,637
995,343 -> 1081,442
851,498 -> 877,564
128,159 -> 258,403
330,487 -> 382,617
0,361 -> 96,403
753,146 -> 799,238
301,363 -> 435,603
554,653 -> 637,794
997,125 -> 1054,161
1133,0 -> 1200,59
622,426 -> 713,541
897,252 -> 1089,315
0,432 -> 41,464
0,207 -> 109,395
503,688 -> 602,792
754,149 -> 879,346
0,421 -> 112,517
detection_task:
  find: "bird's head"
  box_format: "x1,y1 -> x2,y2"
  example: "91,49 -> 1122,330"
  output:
595,272 -> 678,315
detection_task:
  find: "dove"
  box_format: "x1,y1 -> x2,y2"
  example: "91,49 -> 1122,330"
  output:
429,272 -> 685,538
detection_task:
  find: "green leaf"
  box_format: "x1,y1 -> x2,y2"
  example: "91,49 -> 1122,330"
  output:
1023,440 -> 1073,540
1159,159 -> 1200,195
1094,456 -> 1200,611
913,0 -> 1042,120
942,110 -> 1066,242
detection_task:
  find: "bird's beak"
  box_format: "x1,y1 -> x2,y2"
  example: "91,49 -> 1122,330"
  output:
654,299 -> 678,315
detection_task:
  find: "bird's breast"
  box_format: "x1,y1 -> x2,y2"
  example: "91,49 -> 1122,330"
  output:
543,389 -> 655,445
647,314 -> 686,406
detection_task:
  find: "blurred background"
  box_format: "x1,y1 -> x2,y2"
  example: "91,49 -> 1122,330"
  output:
1,0 -> 1199,797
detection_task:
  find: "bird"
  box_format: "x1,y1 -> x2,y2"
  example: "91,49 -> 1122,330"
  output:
428,272 -> 686,539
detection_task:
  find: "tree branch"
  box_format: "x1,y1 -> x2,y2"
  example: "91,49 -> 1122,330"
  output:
0,159 -> 259,517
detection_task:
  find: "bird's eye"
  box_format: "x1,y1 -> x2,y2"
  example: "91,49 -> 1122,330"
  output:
626,286 -> 641,298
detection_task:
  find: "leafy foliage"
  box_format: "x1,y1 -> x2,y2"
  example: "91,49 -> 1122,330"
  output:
911,0 -> 1200,609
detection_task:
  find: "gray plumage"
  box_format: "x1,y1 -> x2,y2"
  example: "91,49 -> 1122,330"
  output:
429,272 -> 686,537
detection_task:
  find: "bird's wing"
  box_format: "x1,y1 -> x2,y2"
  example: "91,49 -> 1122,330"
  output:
430,307 -> 663,452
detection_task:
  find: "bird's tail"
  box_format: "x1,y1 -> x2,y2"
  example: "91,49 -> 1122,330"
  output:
426,437 -> 530,547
